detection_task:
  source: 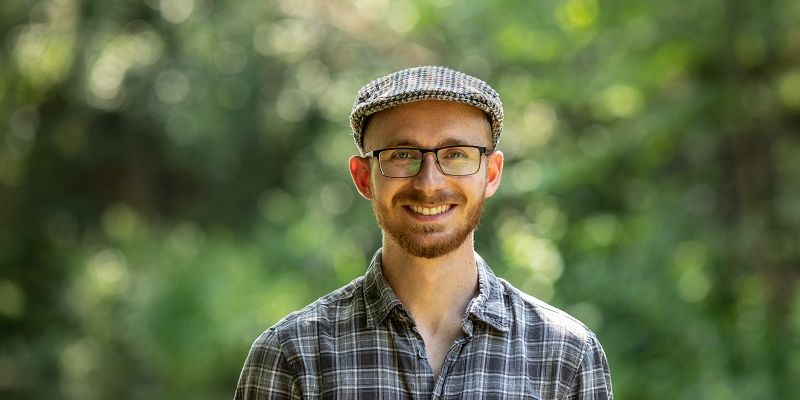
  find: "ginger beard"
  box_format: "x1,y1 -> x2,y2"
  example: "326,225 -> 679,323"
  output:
372,185 -> 486,259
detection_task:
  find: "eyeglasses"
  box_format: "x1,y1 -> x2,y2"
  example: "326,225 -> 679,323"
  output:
364,145 -> 489,178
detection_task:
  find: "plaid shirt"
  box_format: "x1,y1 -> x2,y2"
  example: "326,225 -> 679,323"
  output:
235,250 -> 612,399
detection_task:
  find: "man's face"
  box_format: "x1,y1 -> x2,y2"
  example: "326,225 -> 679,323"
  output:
350,100 -> 504,259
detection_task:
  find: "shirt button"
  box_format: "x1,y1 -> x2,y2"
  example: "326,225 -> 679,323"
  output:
418,348 -> 426,359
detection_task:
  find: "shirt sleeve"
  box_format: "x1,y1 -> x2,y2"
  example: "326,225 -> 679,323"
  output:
234,328 -> 301,400
568,332 -> 613,400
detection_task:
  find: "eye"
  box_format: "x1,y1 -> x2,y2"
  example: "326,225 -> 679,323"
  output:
387,149 -> 417,160
441,149 -> 468,159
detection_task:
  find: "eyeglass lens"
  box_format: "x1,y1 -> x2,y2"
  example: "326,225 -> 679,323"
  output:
378,147 -> 482,177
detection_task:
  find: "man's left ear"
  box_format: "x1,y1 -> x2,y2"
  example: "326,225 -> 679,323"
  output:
484,150 -> 503,198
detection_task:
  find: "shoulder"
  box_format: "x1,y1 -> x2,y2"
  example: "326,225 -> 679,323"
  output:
253,275 -> 367,348
497,277 -> 597,349
495,281 -> 614,397
496,278 -> 612,391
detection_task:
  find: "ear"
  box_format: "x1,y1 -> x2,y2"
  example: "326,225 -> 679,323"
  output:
484,150 -> 504,198
349,155 -> 374,200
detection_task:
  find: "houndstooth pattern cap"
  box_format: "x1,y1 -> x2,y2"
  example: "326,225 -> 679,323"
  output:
350,66 -> 504,153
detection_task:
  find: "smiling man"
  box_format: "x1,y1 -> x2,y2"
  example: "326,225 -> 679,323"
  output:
235,66 -> 613,399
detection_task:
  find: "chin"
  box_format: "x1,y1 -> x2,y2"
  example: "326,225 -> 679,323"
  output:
374,196 -> 485,259
386,230 -> 469,259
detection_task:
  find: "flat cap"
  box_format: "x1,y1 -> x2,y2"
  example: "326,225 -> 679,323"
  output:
350,66 -> 503,153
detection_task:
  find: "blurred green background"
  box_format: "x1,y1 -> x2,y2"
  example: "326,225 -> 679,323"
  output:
2,0 -> 799,398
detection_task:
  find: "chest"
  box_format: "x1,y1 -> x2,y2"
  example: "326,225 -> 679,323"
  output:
302,323 -> 569,399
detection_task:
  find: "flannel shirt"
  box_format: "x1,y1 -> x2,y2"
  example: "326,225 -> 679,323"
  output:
235,250 -> 612,399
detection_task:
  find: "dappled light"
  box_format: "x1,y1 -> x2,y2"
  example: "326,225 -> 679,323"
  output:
1,0 -> 799,398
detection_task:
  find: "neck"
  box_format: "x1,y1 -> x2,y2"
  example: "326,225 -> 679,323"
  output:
380,235 -> 479,328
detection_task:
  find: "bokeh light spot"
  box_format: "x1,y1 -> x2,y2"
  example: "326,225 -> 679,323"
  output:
580,214 -> 621,248
740,84 -> 775,118
654,43 -> 690,84
685,184 -> 717,215
672,241 -> 708,272
568,302 -> 603,330
87,248 -> 130,297
355,0 -> 389,20
102,203 -> 143,240
677,269 -> 712,303
525,199 -> 568,240
160,0 -> 195,24
320,181 -> 354,215
557,0 -> 599,31
0,151 -> 23,187
155,69 -> 190,104
427,0 -> 454,7
458,54 -> 492,78
0,356 -> 19,390
385,0 -> 419,33
129,23 -> 164,66
521,102 -> 558,148
277,0 -> 313,16
578,125 -> 612,158
59,339 -> 98,398
11,16 -> 77,90
259,189 -> 301,224
88,59 -> 124,100
86,45 -> 130,111
672,241 -> 711,303
777,69 -> 800,110
8,107 -> 39,159
169,222 -> 204,258
53,118 -> 87,157
254,18 -> 319,56
0,280 -> 25,318
276,88 -> 311,122
296,59 -> 331,94
214,41 -> 248,75
332,237 -> 365,284
500,220 -> 564,286
597,84 -> 644,118
510,159 -> 544,193
734,32 -> 766,67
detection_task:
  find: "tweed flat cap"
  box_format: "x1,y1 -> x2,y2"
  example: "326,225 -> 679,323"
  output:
350,66 -> 503,153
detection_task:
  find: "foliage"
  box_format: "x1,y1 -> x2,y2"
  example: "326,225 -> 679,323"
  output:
1,0 -> 799,398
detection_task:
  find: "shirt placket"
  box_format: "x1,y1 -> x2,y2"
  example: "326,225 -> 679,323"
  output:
408,318 -> 473,400
403,322 -> 435,398
389,312 -> 435,399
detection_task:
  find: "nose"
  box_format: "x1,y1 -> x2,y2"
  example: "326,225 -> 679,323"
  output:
412,152 -> 446,194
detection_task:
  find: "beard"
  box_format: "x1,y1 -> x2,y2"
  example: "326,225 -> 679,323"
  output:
373,187 -> 485,259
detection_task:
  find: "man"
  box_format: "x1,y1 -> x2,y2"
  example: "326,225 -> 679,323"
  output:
235,66 -> 612,399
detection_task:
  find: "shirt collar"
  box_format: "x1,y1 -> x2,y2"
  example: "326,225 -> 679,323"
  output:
363,249 -> 404,328
363,249 -> 510,333
466,252 -> 510,333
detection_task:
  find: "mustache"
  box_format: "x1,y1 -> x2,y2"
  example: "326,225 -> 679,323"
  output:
392,189 -> 466,205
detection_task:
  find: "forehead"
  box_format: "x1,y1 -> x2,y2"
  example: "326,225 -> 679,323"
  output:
363,100 -> 492,149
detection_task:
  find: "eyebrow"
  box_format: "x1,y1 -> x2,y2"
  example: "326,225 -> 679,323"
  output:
383,137 -> 474,148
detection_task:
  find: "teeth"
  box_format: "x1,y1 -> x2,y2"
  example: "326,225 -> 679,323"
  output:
410,205 -> 451,216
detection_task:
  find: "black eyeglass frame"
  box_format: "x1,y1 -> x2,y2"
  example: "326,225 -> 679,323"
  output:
363,145 -> 490,178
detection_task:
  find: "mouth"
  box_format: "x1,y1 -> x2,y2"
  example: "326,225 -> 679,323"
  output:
407,204 -> 454,216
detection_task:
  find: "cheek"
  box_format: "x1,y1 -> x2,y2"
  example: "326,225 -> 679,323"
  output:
369,170 -> 382,193
369,173 -> 393,200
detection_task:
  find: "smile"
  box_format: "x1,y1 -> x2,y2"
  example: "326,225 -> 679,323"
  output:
409,205 -> 453,216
